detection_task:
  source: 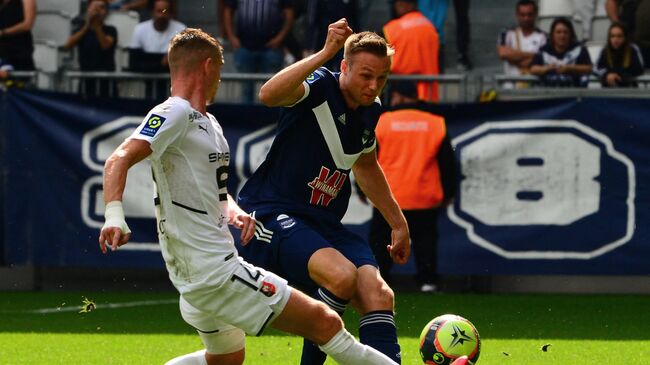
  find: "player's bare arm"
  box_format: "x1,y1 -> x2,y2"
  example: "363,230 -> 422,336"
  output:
352,151 -> 410,264
227,194 -> 256,245
98,138 -> 152,253
258,18 -> 353,107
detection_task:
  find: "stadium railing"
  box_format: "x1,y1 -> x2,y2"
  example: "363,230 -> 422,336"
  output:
62,71 -> 470,103
490,74 -> 650,101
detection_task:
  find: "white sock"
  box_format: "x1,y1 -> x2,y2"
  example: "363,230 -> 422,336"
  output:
164,349 -> 208,365
319,328 -> 398,365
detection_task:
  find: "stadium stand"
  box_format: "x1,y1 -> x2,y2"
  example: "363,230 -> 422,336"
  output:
104,10 -> 140,71
32,10 -> 73,46
537,0 -> 582,36
36,0 -> 80,17
591,0 -> 611,43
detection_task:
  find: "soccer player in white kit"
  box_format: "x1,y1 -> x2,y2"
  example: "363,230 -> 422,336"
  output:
98,28 -> 398,365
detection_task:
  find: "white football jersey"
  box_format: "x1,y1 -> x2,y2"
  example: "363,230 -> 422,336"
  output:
498,26 -> 547,76
130,96 -> 237,290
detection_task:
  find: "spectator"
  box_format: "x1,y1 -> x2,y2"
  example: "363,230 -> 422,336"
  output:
369,80 -> 456,293
595,22 -> 644,87
416,0 -> 448,70
606,0 -> 650,68
530,17 -> 593,87
416,0 -> 471,71
453,0 -> 471,70
223,0 -> 294,103
0,0 -> 36,71
497,0 -> 547,87
304,0 -> 358,71
384,0 -> 440,102
129,0 -> 185,98
65,0 -> 118,97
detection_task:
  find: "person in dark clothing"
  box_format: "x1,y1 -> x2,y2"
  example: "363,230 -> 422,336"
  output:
530,17 -> 592,87
0,0 -> 36,70
596,22 -> 645,87
65,0 -> 118,97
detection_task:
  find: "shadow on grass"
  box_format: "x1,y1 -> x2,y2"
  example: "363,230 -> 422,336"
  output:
1,292 -> 649,340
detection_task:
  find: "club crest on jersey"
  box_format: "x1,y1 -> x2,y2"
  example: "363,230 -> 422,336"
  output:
140,114 -> 166,137
277,214 -> 296,229
307,166 -> 347,207
260,281 -> 276,297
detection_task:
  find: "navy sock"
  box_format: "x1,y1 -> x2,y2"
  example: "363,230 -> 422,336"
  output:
300,288 -> 348,365
359,310 -> 402,364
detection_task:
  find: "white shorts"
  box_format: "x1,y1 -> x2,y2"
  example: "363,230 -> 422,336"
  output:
179,257 -> 292,341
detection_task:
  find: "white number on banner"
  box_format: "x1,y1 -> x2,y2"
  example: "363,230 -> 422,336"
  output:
460,133 -> 600,225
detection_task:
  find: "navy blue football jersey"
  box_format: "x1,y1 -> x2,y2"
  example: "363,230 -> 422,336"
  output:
238,67 -> 381,221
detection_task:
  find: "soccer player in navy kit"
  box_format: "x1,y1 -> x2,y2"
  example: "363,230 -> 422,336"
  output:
99,28 -> 399,365
238,19 -> 410,364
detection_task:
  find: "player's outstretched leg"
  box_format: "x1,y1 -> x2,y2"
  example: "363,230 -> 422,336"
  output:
301,287 -> 349,365
273,289 -> 398,365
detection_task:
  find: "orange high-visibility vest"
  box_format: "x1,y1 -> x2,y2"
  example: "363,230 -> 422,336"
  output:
375,108 -> 446,209
383,11 -> 440,102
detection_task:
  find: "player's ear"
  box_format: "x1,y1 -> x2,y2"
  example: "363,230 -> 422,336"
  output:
341,59 -> 348,74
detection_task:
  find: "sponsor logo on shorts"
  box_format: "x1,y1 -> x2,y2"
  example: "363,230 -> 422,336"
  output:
260,281 -> 276,297
277,214 -> 296,229
140,114 -> 166,137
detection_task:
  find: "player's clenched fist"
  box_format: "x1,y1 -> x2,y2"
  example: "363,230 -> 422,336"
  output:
324,18 -> 353,55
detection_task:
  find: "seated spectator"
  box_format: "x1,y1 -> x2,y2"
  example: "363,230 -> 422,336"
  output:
64,0 -> 118,97
530,17 -> 593,87
384,0 -> 440,102
595,22 -> 644,87
0,0 -> 36,71
497,0 -> 547,88
129,0 -> 185,98
606,0 -> 650,68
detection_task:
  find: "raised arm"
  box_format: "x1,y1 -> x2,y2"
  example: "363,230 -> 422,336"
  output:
353,151 -> 410,264
99,138 -> 152,253
258,18 -> 353,107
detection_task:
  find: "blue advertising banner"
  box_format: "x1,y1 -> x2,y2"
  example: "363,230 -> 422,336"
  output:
419,98 -> 650,275
1,89 -> 649,275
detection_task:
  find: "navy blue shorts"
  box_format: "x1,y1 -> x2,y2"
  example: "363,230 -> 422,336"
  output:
237,213 -> 377,292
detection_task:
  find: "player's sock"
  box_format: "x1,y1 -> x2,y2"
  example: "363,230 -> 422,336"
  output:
359,310 -> 402,363
301,288 -> 349,365
319,328 -> 397,365
164,349 -> 207,365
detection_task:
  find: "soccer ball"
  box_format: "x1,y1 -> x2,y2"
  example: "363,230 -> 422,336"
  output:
419,314 -> 481,365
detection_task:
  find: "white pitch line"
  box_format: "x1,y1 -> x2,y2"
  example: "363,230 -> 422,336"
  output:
20,299 -> 178,314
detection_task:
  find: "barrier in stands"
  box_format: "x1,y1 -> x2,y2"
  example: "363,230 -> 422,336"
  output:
1,89 -> 649,275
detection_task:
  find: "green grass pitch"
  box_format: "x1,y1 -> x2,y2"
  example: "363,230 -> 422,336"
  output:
0,291 -> 648,364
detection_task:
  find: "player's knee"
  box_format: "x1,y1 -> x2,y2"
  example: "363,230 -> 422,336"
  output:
325,264 -> 358,299
363,278 -> 395,311
311,304 -> 344,345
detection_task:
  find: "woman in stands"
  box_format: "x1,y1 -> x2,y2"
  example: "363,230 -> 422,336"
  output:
595,22 -> 644,87
530,17 -> 593,87
0,0 -> 36,70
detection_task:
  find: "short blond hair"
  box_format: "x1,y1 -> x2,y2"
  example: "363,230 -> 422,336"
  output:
343,31 -> 394,64
168,28 -> 224,72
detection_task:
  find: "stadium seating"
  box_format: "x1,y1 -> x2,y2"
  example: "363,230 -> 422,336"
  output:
36,0 -> 80,18
105,11 -> 140,71
105,11 -> 139,49
32,11 -> 73,46
538,0 -> 574,17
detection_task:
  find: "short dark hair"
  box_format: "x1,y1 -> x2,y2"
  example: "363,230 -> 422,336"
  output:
516,0 -> 538,13
391,80 -> 418,99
